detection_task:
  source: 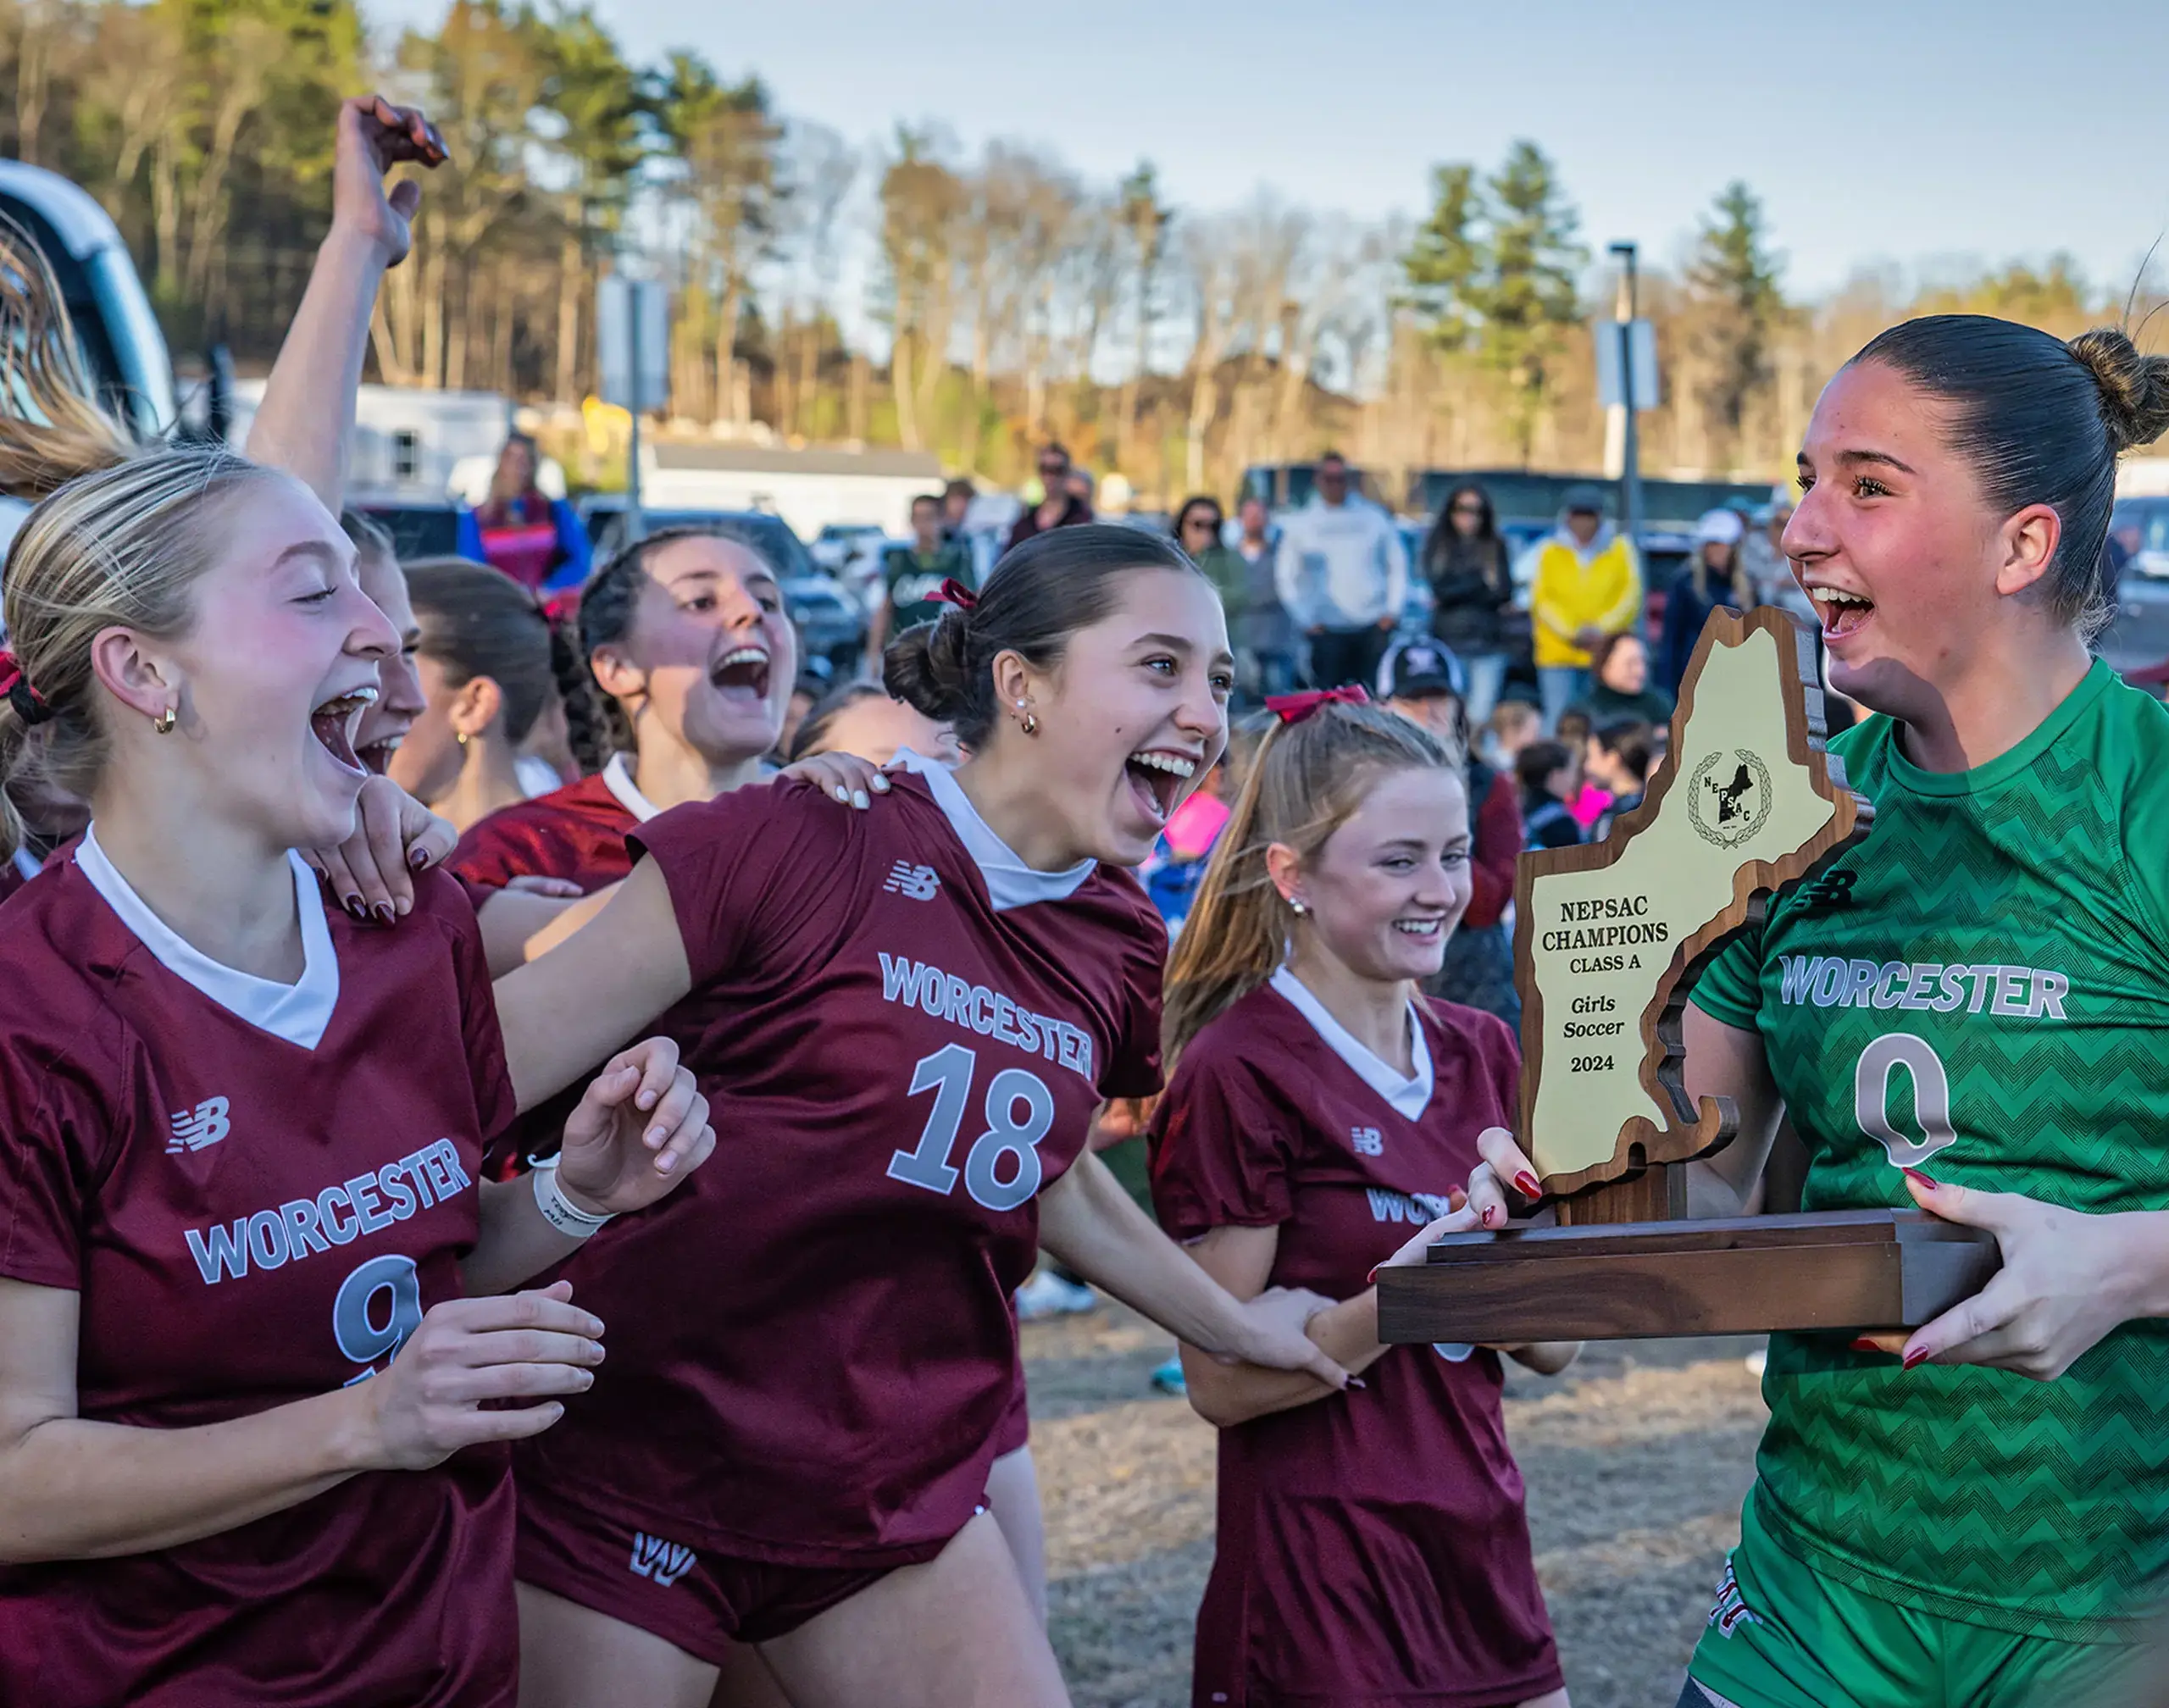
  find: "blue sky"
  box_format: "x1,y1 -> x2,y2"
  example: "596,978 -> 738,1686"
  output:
370,0 -> 2167,300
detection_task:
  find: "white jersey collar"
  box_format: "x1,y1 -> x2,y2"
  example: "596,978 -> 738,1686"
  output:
601,751 -> 662,823
1268,965 -> 1433,1121
890,747 -> 1096,911
76,826 -> 341,1050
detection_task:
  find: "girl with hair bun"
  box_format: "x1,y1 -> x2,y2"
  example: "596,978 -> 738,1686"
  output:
0,446 -> 714,1706
1451,317 -> 2169,1706
485,523 -> 1354,1707
1153,694 -> 1571,1708
386,557 -> 565,835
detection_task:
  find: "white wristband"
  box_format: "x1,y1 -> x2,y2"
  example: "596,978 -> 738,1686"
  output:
531,1158 -> 614,1239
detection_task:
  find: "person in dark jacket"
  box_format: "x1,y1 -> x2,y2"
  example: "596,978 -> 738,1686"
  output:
1515,739 -> 1583,851
1006,441 -> 1093,549
1657,507 -> 1758,693
1420,481 -> 1516,725
1578,631 -> 1674,728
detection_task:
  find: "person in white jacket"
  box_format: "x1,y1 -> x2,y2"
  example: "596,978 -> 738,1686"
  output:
1273,452 -> 1409,687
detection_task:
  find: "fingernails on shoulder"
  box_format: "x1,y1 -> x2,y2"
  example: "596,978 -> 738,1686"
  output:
835,786 -> 850,802
852,790 -> 869,810
1901,1346 -> 1930,1370
656,1152 -> 677,1173
408,846 -> 431,869
871,774 -> 890,791
1513,1170 -> 1543,1199
1902,1167 -> 1938,1191
344,896 -> 367,919
373,901 -> 397,925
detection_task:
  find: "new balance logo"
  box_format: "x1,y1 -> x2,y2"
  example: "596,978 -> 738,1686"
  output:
1351,1127 -> 1384,1156
628,1531 -> 696,1588
1795,868 -> 1858,913
167,1097 -> 231,1155
884,862 -> 940,901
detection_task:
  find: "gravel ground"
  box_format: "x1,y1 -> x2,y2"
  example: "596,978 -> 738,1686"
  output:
1029,1305 -> 1768,1708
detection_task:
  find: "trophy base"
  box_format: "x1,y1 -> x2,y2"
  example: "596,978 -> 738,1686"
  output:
1376,1209 -> 2000,1345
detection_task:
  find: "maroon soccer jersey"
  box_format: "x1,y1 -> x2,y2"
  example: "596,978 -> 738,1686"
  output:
1150,973 -> 1561,1708
515,757 -> 1165,1565
448,753 -> 657,894
0,838 -> 519,1707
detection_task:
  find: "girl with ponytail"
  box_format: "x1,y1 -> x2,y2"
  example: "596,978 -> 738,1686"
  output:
482,524 -> 1351,1707
1151,693 -> 1573,1708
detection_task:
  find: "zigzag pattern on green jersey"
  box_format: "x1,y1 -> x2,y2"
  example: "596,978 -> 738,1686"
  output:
1696,663 -> 2169,1639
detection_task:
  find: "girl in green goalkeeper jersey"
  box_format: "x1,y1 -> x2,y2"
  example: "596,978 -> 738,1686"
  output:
1417,314 -> 2169,1708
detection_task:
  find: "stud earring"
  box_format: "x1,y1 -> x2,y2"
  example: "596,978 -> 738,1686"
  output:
1289,897 -> 1308,917
153,706 -> 176,735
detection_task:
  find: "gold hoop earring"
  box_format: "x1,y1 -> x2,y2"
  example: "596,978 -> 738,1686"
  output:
153,706 -> 176,735
1021,713 -> 1039,736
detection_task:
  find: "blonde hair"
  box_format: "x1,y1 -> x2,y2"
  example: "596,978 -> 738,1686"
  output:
0,446 -> 277,856
0,219 -> 137,501
1162,701 -> 1462,1064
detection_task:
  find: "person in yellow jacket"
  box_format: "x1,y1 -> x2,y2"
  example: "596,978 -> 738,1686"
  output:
1517,484 -> 1643,730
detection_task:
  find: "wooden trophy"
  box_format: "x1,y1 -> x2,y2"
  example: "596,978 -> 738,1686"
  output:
1377,607 -> 2000,1345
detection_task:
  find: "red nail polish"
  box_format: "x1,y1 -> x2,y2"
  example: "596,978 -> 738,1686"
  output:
1514,1170 -> 1543,1199
1365,1265 -> 1381,1284
1902,1346 -> 1929,1370
1850,1336 -> 1881,1354
1903,1167 -> 1938,1191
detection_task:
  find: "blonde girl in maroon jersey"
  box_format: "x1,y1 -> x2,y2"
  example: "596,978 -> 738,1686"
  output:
1153,692 -> 1572,1708
0,446 -> 716,1707
485,525 -> 1351,1708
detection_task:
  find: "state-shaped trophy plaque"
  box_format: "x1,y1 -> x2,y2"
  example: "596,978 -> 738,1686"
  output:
1378,607 -> 2000,1345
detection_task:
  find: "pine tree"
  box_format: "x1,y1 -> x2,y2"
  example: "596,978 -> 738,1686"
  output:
1401,163 -> 1483,353
1686,180 -> 1786,472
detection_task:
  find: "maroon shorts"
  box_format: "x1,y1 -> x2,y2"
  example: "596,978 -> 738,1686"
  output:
514,1482 -> 948,1661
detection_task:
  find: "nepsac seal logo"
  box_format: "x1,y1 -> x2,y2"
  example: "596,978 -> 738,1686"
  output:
1688,749 -> 1772,849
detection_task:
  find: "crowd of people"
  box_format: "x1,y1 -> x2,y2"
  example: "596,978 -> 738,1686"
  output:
4,90 -> 2169,1708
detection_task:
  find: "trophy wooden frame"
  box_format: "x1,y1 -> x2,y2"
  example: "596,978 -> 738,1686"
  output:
1376,607 -> 2000,1345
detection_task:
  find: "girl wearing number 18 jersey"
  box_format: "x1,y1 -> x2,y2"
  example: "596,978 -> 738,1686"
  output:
492,525 -> 1353,1707
1464,317 -> 2169,1707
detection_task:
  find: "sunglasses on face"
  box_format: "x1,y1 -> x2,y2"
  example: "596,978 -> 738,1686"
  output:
1184,516 -> 1221,532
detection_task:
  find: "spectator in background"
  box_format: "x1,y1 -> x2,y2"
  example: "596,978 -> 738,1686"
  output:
1276,451 -> 1409,689
1742,482 -> 1809,622
867,491 -> 971,674
1659,507 -> 1757,693
1384,645 -> 1525,1029
1230,496 -> 1300,700
1585,718 -> 1656,841
1521,483 -> 1641,729
1007,441 -> 1094,549
456,430 -> 591,593
1177,495 -> 1242,614
1486,698 -> 1543,770
1579,631 -> 1674,728
1421,481 -> 1515,725
940,475 -> 976,538
1516,740 -> 1584,851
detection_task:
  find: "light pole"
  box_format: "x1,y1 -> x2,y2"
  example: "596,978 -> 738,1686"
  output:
1609,241 -> 1644,571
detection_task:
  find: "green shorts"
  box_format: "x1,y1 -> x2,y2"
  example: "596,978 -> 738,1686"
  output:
1684,1499 -> 2145,1708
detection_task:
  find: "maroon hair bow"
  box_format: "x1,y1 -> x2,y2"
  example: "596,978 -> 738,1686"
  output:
1265,684 -> 1369,724
931,577 -> 978,610
0,649 -> 53,727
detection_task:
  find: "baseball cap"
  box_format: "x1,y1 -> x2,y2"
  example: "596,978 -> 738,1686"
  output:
1695,507 -> 1746,546
1384,639 -> 1463,700
1561,483 -> 1606,516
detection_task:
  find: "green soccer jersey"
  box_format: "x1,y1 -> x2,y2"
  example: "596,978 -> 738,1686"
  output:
1695,660 -> 2169,1639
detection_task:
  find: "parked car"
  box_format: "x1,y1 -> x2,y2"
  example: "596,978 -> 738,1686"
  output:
575,500 -> 866,674
2099,496 -> 2169,679
810,522 -> 887,575
347,493 -> 463,562
0,159 -> 175,442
